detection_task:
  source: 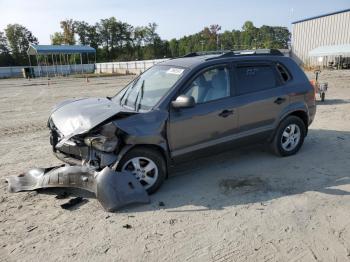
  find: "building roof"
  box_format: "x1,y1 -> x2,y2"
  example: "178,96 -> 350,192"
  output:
309,44 -> 350,57
292,8 -> 350,24
27,44 -> 96,55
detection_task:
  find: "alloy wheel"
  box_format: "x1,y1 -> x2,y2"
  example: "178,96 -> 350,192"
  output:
122,157 -> 159,189
280,124 -> 301,151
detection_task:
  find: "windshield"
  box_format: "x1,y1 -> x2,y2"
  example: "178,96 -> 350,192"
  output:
113,65 -> 185,111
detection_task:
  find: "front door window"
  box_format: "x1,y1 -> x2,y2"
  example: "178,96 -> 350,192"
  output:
185,67 -> 230,103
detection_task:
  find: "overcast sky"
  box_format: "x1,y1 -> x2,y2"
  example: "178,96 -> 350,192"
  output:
0,0 -> 349,44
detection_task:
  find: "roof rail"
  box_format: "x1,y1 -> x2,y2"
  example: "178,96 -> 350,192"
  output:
205,49 -> 284,60
182,50 -> 231,57
182,49 -> 284,60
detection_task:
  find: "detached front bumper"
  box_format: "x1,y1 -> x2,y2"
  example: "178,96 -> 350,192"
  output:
49,129 -> 118,168
7,165 -> 150,212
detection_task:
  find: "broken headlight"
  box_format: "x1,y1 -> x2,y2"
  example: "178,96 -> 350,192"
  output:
84,123 -> 118,153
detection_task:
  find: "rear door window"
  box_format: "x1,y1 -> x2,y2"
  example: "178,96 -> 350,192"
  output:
236,64 -> 277,95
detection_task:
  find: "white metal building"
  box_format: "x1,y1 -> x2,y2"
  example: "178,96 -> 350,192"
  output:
291,9 -> 350,67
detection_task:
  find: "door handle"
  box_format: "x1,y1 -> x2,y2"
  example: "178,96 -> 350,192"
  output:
219,109 -> 234,118
274,97 -> 286,104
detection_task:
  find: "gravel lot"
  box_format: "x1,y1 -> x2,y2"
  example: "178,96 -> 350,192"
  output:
0,71 -> 350,262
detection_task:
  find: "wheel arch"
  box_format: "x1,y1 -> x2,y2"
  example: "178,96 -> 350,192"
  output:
269,109 -> 309,142
113,143 -> 170,177
288,110 -> 308,133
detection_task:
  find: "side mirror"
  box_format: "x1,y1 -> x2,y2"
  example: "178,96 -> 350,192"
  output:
171,95 -> 195,109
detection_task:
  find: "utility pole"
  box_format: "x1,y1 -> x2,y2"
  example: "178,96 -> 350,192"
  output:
200,40 -> 205,51
217,34 -> 219,50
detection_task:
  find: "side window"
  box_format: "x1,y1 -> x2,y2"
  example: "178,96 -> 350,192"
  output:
236,65 -> 277,95
184,67 -> 230,103
276,64 -> 291,82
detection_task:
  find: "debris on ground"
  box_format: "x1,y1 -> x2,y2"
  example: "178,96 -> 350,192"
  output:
26,226 -> 38,233
123,224 -> 132,229
6,165 -> 150,212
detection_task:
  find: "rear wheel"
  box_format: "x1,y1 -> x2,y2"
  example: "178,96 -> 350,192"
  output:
117,147 -> 166,194
271,116 -> 306,157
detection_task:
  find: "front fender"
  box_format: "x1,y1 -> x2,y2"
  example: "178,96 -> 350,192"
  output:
111,109 -> 171,170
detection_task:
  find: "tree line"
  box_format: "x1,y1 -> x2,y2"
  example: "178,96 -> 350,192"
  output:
0,18 -> 290,66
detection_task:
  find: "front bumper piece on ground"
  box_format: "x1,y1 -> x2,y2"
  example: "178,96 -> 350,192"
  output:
6,165 -> 150,212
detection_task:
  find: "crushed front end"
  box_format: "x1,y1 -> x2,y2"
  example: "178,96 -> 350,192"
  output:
48,118 -> 120,169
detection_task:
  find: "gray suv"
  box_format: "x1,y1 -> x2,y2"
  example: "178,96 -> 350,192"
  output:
48,49 -> 316,193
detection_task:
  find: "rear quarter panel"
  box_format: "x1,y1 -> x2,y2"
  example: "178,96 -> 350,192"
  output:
275,57 -> 316,127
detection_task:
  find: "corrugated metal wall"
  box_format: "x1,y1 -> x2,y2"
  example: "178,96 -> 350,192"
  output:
292,10 -> 350,66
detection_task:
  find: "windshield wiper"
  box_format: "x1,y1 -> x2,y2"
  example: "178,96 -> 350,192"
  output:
120,78 -> 139,107
134,80 -> 145,112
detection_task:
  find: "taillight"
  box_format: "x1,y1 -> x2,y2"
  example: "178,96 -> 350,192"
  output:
310,80 -> 317,99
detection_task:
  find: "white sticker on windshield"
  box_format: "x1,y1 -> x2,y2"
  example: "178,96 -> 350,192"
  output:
166,68 -> 184,75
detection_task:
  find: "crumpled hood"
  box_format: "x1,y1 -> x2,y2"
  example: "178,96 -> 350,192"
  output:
50,97 -> 131,137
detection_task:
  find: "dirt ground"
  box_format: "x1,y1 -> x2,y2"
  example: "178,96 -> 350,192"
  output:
0,70 -> 350,262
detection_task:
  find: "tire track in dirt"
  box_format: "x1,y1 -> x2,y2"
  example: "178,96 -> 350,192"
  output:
0,123 -> 47,136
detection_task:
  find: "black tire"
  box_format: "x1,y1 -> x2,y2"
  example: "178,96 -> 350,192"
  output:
271,116 -> 306,157
117,147 -> 166,194
321,92 -> 325,102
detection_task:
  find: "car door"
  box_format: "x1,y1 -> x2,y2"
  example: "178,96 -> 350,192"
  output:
233,61 -> 289,137
167,64 -> 239,160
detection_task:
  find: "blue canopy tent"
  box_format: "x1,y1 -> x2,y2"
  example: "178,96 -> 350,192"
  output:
27,44 -> 96,77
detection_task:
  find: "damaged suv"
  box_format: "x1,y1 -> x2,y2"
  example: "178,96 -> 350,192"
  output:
48,49 -> 316,193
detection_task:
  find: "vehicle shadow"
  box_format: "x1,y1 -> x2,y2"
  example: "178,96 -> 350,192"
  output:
316,99 -> 350,105
33,129 -> 350,213
122,128 -> 350,213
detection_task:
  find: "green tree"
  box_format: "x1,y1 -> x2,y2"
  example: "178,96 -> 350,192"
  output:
169,38 -> 179,57
50,32 -> 64,45
87,24 -> 100,50
241,21 -> 257,49
74,21 -> 90,45
271,26 -> 290,49
0,31 -> 14,66
133,26 -> 147,59
47,19 -> 290,63
221,30 -> 234,50
74,21 -> 100,50
0,31 -> 9,53
143,22 -> 163,58
60,19 -> 76,45
5,24 -> 38,65
97,17 -> 114,60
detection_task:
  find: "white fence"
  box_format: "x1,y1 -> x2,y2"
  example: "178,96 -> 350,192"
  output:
95,59 -> 169,75
0,59 -> 168,78
0,52 -> 292,78
0,64 -> 95,78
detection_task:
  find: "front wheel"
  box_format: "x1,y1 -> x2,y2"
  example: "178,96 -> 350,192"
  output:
117,147 -> 166,194
271,116 -> 306,157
